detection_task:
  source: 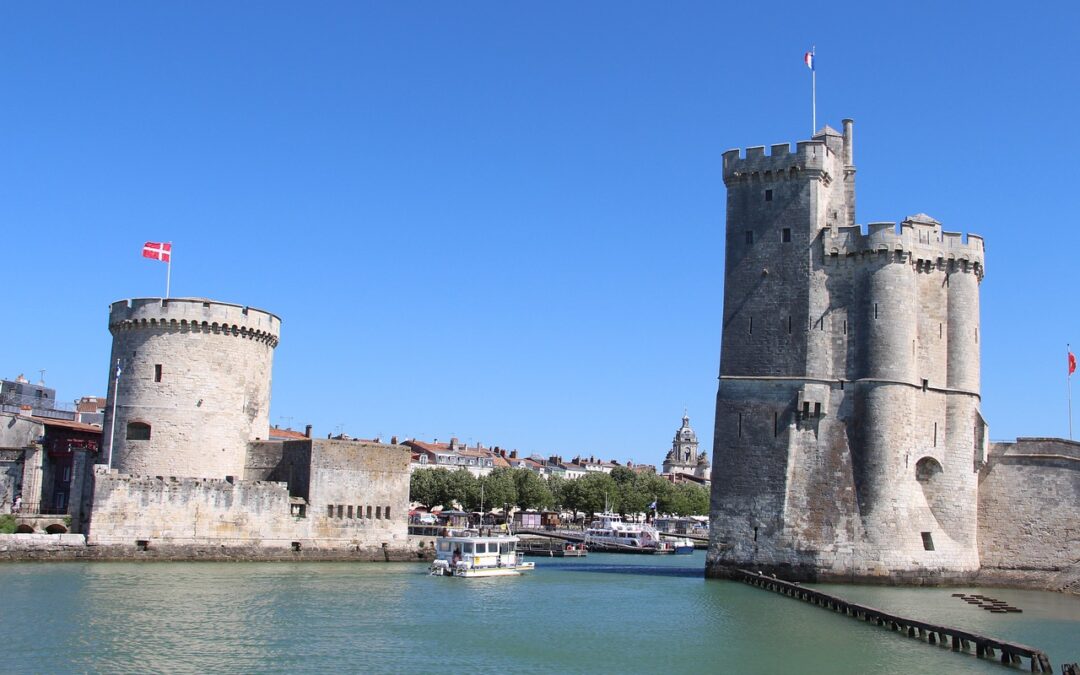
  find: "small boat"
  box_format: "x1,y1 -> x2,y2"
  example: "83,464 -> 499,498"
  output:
671,538 -> 696,555
429,529 -> 536,578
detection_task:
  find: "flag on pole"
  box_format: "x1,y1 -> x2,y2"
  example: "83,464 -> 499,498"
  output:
1069,351 -> 1076,376
142,241 -> 172,263
804,50 -> 815,70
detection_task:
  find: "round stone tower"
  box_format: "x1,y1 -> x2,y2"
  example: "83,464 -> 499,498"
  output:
102,297 -> 281,480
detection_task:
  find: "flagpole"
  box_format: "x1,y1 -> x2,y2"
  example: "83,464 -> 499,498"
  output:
107,359 -> 120,469
165,241 -> 172,299
1069,344 -> 1073,441
811,46 -> 817,135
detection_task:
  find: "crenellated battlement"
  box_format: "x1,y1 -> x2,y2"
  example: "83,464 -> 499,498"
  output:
109,297 -> 280,347
722,139 -> 841,185
824,214 -> 985,278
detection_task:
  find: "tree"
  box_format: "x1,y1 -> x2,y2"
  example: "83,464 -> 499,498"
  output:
573,472 -> 619,518
610,466 -> 648,517
446,468 -> 478,510
410,468 -> 456,508
477,467 -> 517,512
514,469 -> 553,510
546,475 -> 567,510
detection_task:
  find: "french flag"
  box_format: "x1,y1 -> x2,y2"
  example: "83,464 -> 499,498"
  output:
804,51 -> 815,71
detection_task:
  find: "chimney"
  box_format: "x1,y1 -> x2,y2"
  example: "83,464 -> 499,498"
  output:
305,424 -> 312,438
510,450 -> 518,459
391,435 -> 399,445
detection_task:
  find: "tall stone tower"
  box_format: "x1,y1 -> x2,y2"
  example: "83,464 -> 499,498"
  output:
707,120 -> 987,582
102,298 -> 280,480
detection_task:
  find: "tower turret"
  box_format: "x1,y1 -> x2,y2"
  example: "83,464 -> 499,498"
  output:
102,297 -> 280,480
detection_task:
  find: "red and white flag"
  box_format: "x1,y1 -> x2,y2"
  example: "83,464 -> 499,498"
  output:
143,241 -> 172,263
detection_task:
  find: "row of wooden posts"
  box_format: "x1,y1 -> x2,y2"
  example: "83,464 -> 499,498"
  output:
735,569 -> 1054,673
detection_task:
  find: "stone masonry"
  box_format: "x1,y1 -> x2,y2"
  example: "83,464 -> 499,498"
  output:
707,120 -> 988,583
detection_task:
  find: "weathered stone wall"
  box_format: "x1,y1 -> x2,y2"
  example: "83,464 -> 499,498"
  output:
88,439 -> 413,552
102,298 -> 280,481
304,440 -> 411,547
87,467 -> 297,546
978,439 -> 1080,590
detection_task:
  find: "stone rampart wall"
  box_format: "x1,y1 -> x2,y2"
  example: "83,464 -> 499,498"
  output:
87,461 -> 410,553
978,439 -> 1080,588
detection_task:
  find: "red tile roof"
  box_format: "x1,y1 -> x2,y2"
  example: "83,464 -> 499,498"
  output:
31,417 -> 103,434
269,427 -> 308,440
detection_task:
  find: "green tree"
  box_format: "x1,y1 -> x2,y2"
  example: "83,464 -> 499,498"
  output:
514,469 -> 553,510
546,475 -> 567,510
409,468 -> 440,508
446,468 -> 478,510
573,472 -> 619,518
610,466 -> 648,516
672,483 -> 709,516
477,467 -> 517,512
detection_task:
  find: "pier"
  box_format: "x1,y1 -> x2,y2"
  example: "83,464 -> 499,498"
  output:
735,570 -> 1054,672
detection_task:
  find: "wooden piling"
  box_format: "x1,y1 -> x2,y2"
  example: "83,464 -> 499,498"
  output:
733,569 -> 1054,673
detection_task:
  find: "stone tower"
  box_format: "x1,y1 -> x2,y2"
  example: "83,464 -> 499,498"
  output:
707,120 -> 987,582
663,413 -> 700,475
102,298 -> 280,480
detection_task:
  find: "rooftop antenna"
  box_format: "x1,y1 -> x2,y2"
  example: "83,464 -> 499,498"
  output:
38,369 -> 46,386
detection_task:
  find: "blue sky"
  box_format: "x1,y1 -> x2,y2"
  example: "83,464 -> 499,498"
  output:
2,3 -> 1077,466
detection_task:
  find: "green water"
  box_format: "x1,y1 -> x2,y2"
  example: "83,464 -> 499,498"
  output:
2,552 -> 1077,673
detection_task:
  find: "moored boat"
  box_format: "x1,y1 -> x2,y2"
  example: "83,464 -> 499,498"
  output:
671,537 -> 696,555
584,513 -> 673,554
429,529 -> 536,578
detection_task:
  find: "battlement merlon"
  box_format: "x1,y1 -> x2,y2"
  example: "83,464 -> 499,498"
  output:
722,119 -> 854,185
825,215 -> 985,277
109,297 -> 281,343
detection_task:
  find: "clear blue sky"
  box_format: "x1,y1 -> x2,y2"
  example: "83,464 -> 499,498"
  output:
3,3 -> 1077,467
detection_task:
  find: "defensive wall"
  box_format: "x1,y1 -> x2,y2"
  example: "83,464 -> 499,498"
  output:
103,298 -> 280,481
86,439 -> 413,556
977,438 -> 1080,593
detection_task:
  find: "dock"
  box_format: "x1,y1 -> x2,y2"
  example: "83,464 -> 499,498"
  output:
734,569 -> 1054,672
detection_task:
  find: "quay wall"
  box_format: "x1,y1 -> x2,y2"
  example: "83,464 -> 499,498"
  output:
0,533 -> 429,562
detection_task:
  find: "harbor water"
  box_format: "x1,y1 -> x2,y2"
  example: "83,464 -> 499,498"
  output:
2,551 -> 1078,673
